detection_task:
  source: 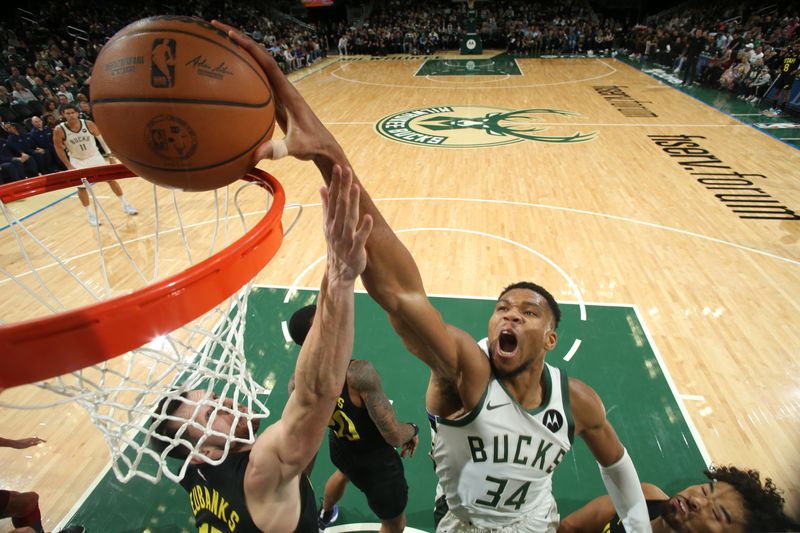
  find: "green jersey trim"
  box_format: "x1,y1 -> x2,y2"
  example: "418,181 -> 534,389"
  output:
496,363 -> 553,416
561,370 -> 575,444
437,380 -> 490,427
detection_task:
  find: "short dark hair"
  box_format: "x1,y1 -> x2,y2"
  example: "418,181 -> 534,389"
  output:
705,466 -> 800,532
62,102 -> 79,112
150,392 -> 193,460
498,281 -> 561,329
288,304 -> 316,345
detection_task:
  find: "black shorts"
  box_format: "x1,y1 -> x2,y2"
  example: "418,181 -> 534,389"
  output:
330,443 -> 408,520
0,489 -> 10,516
777,73 -> 795,90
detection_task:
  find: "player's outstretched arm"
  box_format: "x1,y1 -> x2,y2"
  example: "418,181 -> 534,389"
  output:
570,378 -> 652,533
244,166 -> 371,530
348,360 -> 418,452
213,20 -> 480,384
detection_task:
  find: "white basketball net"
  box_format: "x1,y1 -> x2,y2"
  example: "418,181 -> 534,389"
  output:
0,171 -> 300,483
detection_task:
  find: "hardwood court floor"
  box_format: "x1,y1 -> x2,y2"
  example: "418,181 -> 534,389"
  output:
1,54 -> 798,530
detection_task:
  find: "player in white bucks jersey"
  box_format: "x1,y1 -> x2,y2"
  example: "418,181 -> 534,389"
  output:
53,104 -> 137,226
432,341 -> 573,530
218,26 -> 653,533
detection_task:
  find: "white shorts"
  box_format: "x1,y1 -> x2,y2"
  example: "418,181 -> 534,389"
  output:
70,154 -> 107,169
436,501 -> 559,533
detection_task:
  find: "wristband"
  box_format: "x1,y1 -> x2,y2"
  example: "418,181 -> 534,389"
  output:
271,138 -> 288,160
408,422 -> 419,438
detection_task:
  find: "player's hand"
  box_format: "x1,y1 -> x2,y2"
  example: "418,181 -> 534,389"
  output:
10,437 -> 46,449
211,20 -> 346,166
401,434 -> 419,458
320,164 -> 372,285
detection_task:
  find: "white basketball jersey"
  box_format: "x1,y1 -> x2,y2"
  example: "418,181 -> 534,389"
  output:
431,340 -> 573,529
60,119 -> 101,161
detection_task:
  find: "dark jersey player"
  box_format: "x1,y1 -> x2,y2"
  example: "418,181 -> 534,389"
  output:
766,41 -> 800,116
558,466 -> 799,533
288,304 -> 420,533
151,169 -> 373,533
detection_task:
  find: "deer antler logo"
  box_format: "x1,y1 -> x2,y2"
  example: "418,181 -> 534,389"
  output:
418,109 -> 596,143
376,106 -> 597,147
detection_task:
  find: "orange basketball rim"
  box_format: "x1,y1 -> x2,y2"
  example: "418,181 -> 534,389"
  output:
0,165 -> 285,388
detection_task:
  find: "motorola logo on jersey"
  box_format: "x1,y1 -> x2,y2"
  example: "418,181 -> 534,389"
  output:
150,38 -> 176,88
542,409 -> 563,433
376,106 -> 597,148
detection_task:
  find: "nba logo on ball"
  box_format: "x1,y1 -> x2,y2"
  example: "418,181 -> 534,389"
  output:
150,38 -> 176,88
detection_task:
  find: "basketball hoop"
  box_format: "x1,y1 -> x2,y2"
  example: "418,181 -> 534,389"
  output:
0,164 -> 293,483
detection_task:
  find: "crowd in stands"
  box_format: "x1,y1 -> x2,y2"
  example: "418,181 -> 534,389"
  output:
1,0 -> 798,181
619,3 -> 799,116
0,0 -> 329,182
337,0 -> 799,116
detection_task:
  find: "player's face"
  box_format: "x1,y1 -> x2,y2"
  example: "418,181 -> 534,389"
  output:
175,390 -> 259,451
487,288 -> 557,375
661,481 -> 746,532
63,108 -> 79,123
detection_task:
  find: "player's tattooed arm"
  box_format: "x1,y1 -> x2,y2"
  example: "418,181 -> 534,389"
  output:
348,360 -> 416,448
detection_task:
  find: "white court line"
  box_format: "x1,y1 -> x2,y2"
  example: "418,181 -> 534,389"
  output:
327,524 -> 428,533
779,137 -> 800,140
279,226 -> 587,362
680,394 -> 706,401
514,57 -> 523,75
291,197 -> 798,266
282,226 -> 587,321
426,73 -> 511,84
330,58 -> 616,90
322,121 -> 748,128
281,320 -> 292,343
258,282 -> 631,309
633,305 -> 712,466
364,197 -> 799,266
563,338 -> 582,362
731,113 -> 765,116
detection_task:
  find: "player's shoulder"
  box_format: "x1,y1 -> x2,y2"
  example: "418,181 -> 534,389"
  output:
347,359 -> 379,390
567,377 -> 604,418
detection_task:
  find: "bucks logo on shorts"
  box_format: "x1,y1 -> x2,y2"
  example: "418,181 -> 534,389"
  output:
375,105 -> 597,148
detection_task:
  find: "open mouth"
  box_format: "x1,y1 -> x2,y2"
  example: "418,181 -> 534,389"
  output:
672,496 -> 689,515
496,330 -> 519,358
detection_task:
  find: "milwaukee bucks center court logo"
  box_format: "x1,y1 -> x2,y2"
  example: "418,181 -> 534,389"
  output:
375,105 -> 597,148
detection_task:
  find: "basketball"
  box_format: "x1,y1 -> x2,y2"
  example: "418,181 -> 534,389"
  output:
90,16 -> 275,191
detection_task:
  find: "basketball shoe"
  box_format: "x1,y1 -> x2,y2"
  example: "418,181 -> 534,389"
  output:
318,503 -> 339,530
